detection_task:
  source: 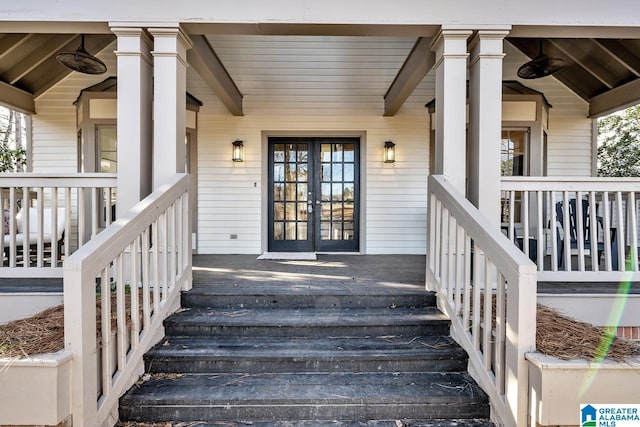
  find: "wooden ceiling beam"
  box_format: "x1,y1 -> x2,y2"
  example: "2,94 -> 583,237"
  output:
589,78 -> 640,117
0,34 -> 30,61
507,38 -> 595,101
383,37 -> 434,116
3,34 -> 76,84
547,39 -> 619,89
188,35 -> 243,116
0,80 -> 35,114
30,34 -> 115,97
592,39 -> 640,77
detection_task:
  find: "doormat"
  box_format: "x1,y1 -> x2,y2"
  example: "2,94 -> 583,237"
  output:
257,252 -> 317,260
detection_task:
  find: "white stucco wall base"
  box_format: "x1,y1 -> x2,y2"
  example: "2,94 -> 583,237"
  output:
0,293 -> 64,325
527,353 -> 640,427
538,294 -> 640,328
0,350 -> 73,426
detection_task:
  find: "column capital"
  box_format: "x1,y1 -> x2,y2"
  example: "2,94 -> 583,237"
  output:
430,29 -> 473,51
468,30 -> 509,65
430,29 -> 472,67
149,26 -> 192,67
111,27 -> 153,63
148,25 -> 193,50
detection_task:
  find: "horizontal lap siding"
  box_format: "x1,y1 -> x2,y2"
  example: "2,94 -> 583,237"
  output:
193,36 -> 429,254
30,43 -> 118,248
32,43 -> 117,172
504,42 -> 592,176
28,37 -> 592,257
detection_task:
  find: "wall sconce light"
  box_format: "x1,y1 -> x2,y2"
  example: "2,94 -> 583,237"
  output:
232,140 -> 244,162
384,141 -> 396,163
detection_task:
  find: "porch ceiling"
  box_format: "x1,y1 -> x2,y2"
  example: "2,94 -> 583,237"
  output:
0,33 -> 115,114
1,30 -> 639,119
508,37 -> 640,117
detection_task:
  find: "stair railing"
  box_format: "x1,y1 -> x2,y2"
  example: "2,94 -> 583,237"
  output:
427,175 -> 537,427
63,174 -> 191,427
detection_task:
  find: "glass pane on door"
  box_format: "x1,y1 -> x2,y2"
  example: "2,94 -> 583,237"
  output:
319,142 -> 356,243
269,137 -> 358,252
270,142 -> 311,249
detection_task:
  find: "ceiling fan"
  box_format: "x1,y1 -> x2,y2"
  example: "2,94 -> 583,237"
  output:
517,40 -> 564,79
56,35 -> 107,75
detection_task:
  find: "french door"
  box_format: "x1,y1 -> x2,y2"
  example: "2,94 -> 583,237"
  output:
268,137 -> 360,252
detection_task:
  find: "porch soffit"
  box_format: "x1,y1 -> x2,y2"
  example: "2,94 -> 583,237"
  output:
1,29 -> 640,119
507,37 -> 640,117
0,33 -> 115,114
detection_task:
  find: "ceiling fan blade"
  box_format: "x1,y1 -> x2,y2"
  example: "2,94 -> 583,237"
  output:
56,35 -> 107,75
517,54 -> 564,79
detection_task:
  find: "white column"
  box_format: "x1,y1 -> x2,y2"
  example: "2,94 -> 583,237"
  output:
468,30 -> 509,226
430,29 -> 472,195
112,27 -> 153,215
149,26 -> 192,189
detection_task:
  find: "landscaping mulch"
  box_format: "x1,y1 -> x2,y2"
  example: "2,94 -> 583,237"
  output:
0,293 -> 131,359
0,304 -> 64,358
1,302 -> 639,361
536,304 -> 639,361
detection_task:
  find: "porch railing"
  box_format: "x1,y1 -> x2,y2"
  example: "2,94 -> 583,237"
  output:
427,175 -> 537,427
0,173 -> 117,277
63,173 -> 191,427
501,176 -> 640,282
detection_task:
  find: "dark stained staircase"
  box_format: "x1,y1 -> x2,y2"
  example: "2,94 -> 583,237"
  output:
119,284 -> 494,426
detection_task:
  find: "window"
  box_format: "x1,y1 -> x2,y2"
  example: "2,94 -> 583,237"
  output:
0,106 -> 30,172
97,126 -> 117,173
501,129 -> 529,223
501,129 -> 528,177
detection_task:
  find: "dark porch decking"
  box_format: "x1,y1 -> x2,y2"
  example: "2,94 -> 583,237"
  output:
192,254 -> 427,294
0,254 -> 639,295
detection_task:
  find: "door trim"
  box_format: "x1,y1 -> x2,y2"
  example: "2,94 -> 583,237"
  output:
261,131 -> 367,254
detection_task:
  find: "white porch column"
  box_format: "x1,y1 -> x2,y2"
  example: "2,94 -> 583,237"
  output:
112,27 -> 153,214
468,29 -> 510,226
430,29 -> 472,195
149,26 -> 192,189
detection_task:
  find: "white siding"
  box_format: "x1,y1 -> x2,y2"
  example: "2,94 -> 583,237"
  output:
30,43 -> 118,245
32,42 -> 118,172
29,36 -> 593,256
503,42 -> 593,176
192,36 -> 430,254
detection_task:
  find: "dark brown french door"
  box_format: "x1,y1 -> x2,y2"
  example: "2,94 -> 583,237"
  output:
268,137 -> 359,252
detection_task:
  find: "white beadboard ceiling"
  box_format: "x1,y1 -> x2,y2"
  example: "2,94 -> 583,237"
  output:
205,35 -> 417,101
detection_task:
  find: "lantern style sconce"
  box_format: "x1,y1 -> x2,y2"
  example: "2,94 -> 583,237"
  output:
384,141 -> 396,163
232,140 -> 244,162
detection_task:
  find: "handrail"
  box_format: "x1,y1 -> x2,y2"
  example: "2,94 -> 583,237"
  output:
0,173 -> 117,277
63,173 -> 191,426
501,176 -> 640,281
427,175 -> 537,427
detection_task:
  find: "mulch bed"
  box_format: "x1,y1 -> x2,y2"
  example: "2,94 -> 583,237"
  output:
1,302 -> 638,361
0,293 -> 130,359
536,304 -> 639,361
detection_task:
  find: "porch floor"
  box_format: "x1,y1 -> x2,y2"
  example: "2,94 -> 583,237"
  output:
191,254 -> 426,295
0,254 -> 638,295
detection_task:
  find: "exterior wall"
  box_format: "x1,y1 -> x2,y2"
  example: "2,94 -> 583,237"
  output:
189,36 -> 430,254
32,43 -> 117,172
29,43 -> 118,247
28,37 -> 593,256
503,43 -> 593,177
